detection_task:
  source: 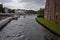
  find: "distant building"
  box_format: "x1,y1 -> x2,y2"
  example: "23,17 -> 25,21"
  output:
44,0 -> 60,24
14,9 -> 26,15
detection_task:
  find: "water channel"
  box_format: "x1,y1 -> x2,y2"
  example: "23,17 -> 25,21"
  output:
0,15 -> 60,40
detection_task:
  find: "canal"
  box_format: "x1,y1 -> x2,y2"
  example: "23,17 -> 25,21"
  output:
0,15 -> 60,40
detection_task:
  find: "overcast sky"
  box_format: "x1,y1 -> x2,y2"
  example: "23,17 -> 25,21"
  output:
0,0 -> 46,11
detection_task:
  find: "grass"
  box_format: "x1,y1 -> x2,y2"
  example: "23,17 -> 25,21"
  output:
36,17 -> 60,35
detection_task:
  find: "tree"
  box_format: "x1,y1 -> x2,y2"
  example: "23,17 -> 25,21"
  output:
37,8 -> 44,18
0,5 -> 5,13
8,9 -> 11,13
8,9 -> 15,13
25,10 -> 37,14
2,8 -> 5,13
11,10 -> 15,13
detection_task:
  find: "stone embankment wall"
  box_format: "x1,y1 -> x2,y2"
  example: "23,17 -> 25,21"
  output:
0,17 -> 12,29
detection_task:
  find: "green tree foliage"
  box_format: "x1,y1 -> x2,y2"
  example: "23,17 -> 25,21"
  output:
11,10 -> 15,13
37,8 -> 44,18
8,9 -> 11,13
0,5 -> 5,13
2,8 -> 5,13
8,9 -> 15,13
25,10 -> 37,14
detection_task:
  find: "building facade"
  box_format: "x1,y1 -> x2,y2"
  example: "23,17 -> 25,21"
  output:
44,0 -> 60,24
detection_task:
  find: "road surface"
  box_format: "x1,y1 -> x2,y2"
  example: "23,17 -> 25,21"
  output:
0,15 -> 59,40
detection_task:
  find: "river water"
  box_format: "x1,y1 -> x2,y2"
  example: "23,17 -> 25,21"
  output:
0,15 -> 60,40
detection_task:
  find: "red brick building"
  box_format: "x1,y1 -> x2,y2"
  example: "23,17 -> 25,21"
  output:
44,0 -> 60,24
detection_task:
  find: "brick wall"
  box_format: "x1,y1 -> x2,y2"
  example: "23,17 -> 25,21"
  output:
44,0 -> 60,24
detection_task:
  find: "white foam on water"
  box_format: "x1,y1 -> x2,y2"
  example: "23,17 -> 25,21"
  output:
20,35 -> 24,38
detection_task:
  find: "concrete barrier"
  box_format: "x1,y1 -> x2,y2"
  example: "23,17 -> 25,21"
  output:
0,17 -> 12,30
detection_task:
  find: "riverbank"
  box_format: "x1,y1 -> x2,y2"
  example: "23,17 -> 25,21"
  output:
35,17 -> 60,37
0,17 -> 12,30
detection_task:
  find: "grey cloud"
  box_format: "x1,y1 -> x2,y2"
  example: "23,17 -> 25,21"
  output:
20,0 -> 45,5
0,0 -> 11,3
23,1 -> 45,10
20,0 -> 46,10
0,0 -> 46,10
